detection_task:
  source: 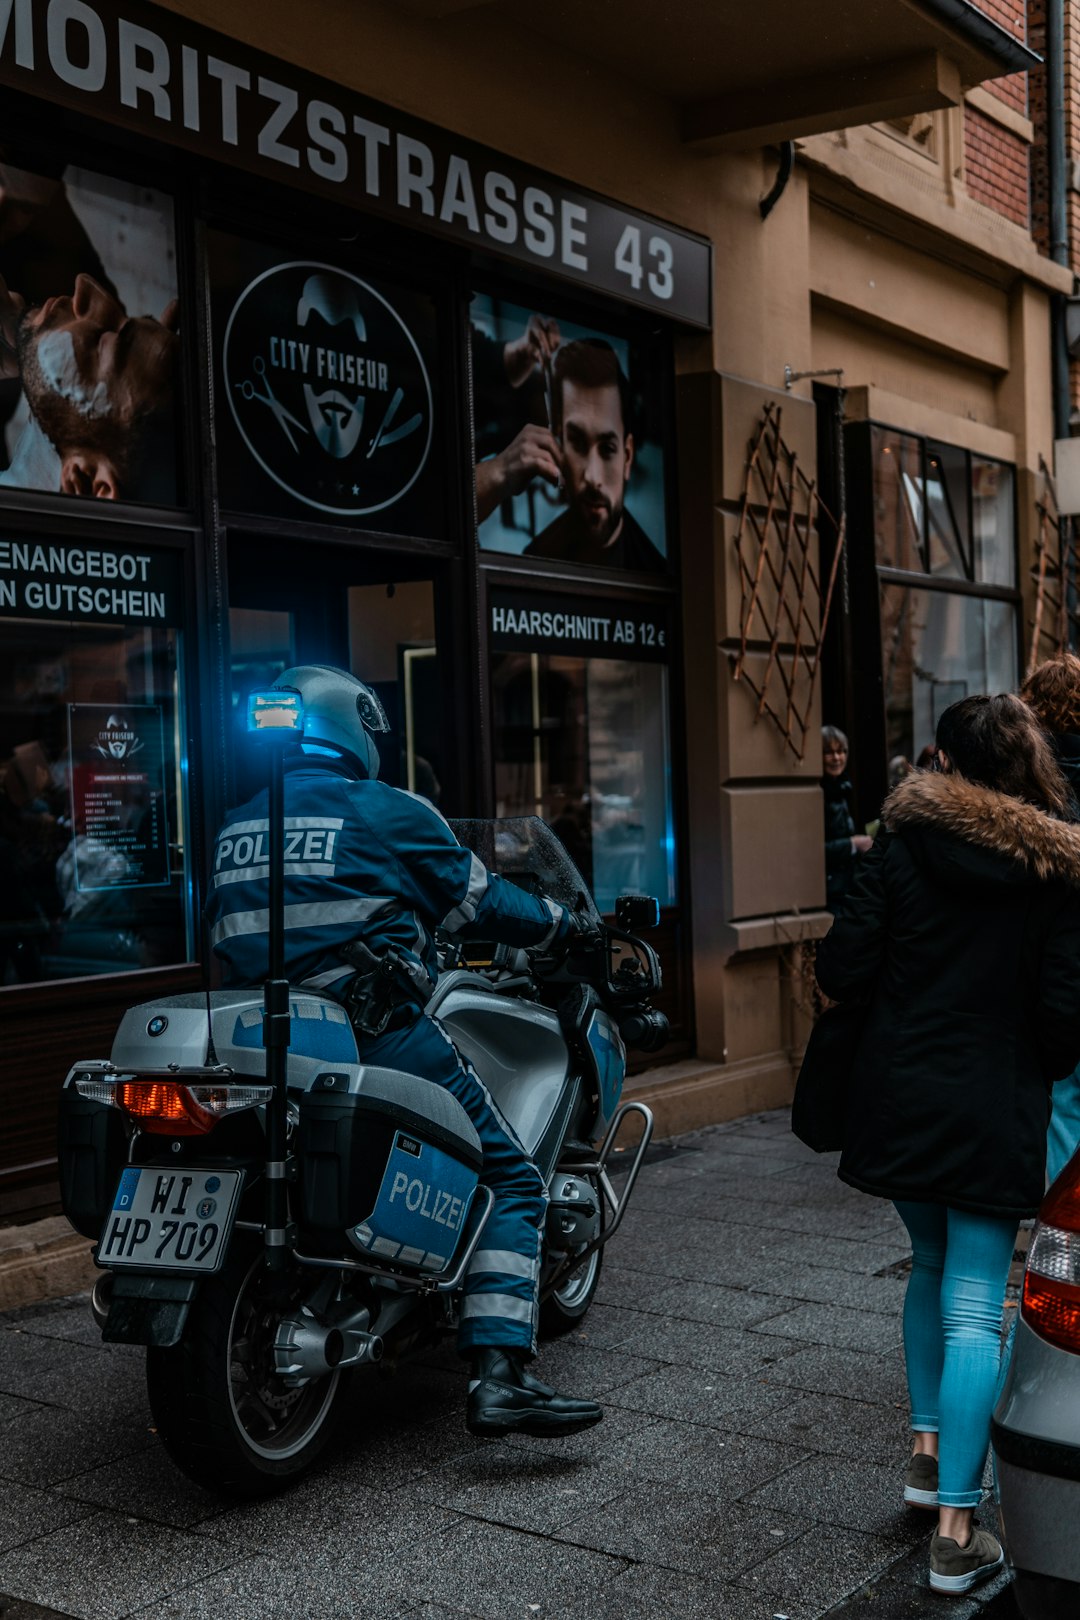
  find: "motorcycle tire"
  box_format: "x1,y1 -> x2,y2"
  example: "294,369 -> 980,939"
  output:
538,1242 -> 604,1338
146,1239 -> 347,1497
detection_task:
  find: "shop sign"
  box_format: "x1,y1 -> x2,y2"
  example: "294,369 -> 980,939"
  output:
210,234 -> 441,527
222,260 -> 433,519
0,537 -> 182,625
489,588 -> 672,664
67,703 -> 171,890
0,0 -> 711,328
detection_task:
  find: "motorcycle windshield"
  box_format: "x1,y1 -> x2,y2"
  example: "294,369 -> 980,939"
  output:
448,817 -> 602,924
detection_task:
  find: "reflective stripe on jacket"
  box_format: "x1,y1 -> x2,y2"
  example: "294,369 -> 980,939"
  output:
205,762 -> 567,994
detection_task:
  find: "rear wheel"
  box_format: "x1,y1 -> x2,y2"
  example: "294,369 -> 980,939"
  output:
147,1240 -> 347,1496
539,1242 -> 604,1338
539,1167 -> 605,1339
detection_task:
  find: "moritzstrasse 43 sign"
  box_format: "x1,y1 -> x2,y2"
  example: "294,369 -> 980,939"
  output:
0,0 -> 711,328
211,233 -> 441,527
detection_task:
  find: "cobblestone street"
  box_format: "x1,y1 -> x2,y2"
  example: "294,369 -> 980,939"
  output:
0,1113 -> 1019,1619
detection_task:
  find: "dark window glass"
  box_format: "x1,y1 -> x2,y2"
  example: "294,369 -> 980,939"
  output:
228,581 -> 442,808
871,431 -> 1015,590
925,442 -> 970,579
0,613 -> 191,985
880,583 -> 1017,766
491,651 -> 675,912
871,428 -> 923,572
347,582 -> 441,804
972,457 -> 1016,587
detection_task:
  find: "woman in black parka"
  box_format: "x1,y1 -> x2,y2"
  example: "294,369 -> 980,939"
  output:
815,694 -> 1080,1598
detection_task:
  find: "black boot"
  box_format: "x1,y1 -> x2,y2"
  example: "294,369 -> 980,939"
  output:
467,1347 -> 603,1438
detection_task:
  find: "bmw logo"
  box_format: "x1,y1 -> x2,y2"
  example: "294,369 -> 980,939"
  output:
146,1015 -> 168,1037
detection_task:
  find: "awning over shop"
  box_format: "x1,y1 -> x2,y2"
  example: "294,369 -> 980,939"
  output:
397,0 -> 1038,149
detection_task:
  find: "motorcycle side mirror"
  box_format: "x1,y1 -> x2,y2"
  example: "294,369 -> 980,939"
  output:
615,894 -> 660,932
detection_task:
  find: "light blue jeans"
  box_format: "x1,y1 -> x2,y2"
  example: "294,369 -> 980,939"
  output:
894,1201 -> 1019,1508
1048,1068 -> 1080,1187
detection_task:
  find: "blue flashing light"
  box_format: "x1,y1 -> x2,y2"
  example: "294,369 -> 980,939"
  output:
247,688 -> 304,736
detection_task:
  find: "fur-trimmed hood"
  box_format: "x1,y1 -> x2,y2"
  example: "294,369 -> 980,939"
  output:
881,771 -> 1080,889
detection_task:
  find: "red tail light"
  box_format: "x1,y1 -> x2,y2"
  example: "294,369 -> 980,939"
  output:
1021,1148 -> 1080,1354
73,1072 -> 272,1134
114,1080 -> 218,1136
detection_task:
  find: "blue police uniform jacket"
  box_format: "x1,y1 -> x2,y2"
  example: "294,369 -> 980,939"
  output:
205,761 -> 568,997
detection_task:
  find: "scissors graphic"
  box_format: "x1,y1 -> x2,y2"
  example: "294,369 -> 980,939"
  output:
367,387 -> 423,460
235,355 -> 309,453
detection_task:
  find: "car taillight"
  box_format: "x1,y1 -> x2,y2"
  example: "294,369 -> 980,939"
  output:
73,1075 -> 272,1136
1021,1149 -> 1080,1354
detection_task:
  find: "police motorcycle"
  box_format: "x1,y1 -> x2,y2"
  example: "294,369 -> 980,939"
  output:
57,804 -> 666,1496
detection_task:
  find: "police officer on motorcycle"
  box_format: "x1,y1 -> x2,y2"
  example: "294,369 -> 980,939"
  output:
205,665 -> 602,1438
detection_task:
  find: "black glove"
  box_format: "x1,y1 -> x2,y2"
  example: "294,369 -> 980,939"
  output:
529,907 -> 599,977
563,908 -> 602,947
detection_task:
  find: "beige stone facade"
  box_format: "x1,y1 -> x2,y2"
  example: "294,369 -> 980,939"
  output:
117,0 -> 1076,1130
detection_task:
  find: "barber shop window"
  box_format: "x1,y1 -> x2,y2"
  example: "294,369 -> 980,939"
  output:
488,591 -> 676,913
0,150 -> 180,507
869,427 -> 1019,767
0,539 -> 192,985
227,578 -> 441,809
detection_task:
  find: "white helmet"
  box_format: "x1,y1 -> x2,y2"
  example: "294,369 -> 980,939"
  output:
272,665 -> 389,779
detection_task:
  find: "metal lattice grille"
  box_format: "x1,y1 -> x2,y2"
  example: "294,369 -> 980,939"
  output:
1027,455 -> 1080,677
730,401 -> 844,760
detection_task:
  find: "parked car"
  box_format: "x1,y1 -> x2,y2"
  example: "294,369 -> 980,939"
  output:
992,1150 -> 1080,1620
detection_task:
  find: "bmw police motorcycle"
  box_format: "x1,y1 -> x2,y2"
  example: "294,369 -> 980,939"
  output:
57,691 -> 666,1494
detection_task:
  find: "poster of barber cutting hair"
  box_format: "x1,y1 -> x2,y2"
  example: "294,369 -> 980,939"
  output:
0,150 -> 179,505
472,292 -> 668,573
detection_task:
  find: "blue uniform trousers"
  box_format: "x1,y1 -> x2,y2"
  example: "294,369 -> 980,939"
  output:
356,1013 -> 546,1357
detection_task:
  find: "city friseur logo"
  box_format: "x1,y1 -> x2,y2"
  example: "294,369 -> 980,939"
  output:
223,262 -> 433,517
93,715 -> 144,763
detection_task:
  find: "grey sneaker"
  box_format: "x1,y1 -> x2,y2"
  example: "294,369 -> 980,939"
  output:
929,1528 -> 1004,1594
904,1452 -> 939,1508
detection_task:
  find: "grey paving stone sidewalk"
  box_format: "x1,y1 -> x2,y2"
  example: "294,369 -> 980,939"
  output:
0,1113 -> 1018,1620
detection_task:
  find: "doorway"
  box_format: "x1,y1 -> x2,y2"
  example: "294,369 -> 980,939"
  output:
225,534 -> 454,811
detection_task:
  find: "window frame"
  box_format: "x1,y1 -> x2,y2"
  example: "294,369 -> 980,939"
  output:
841,419 -> 1022,822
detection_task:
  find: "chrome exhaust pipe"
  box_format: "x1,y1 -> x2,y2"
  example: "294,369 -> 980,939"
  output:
274,1304 -> 384,1384
90,1272 -> 114,1331
338,1328 -> 383,1369
274,1310 -> 345,1382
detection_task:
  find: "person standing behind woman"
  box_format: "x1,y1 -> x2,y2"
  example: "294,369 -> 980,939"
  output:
821,725 -> 872,913
1020,652 -> 1080,1184
815,694 -> 1080,1597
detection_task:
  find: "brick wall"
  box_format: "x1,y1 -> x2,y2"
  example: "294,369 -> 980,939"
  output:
965,105 -> 1032,226
975,0 -> 1030,110
959,1 -> 1032,230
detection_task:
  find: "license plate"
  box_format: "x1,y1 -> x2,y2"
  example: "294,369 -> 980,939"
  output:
97,1167 -> 244,1274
